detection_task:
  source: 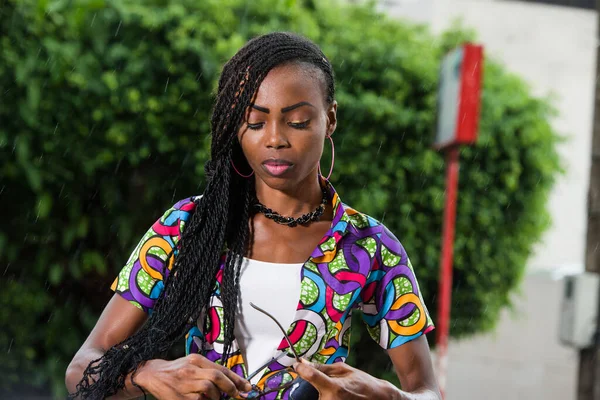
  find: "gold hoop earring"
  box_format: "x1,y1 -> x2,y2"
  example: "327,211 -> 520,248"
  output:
317,135 -> 335,180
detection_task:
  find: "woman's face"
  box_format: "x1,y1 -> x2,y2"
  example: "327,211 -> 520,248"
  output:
237,62 -> 337,192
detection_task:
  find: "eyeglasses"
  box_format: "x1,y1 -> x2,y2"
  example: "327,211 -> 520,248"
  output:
237,303 -> 319,400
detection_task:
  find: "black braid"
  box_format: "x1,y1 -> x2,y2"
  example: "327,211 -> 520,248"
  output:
71,32 -> 335,399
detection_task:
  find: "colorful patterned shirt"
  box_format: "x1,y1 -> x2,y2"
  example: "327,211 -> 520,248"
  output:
111,179 -> 434,399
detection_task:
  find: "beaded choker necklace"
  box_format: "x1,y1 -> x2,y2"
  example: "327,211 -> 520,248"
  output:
253,186 -> 328,227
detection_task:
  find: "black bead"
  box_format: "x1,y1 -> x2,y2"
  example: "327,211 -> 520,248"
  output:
253,185 -> 329,227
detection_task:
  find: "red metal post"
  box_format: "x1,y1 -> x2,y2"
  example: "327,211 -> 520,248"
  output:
435,145 -> 460,399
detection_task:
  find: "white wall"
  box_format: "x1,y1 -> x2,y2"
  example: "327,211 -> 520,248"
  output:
377,0 -> 435,23
444,273 -> 579,400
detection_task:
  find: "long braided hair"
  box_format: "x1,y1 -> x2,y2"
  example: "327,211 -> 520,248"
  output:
71,32 -> 335,398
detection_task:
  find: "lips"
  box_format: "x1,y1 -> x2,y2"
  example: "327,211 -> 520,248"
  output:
262,159 -> 294,177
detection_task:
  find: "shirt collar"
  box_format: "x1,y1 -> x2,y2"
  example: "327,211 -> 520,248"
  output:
309,177 -> 359,261
322,176 -> 350,230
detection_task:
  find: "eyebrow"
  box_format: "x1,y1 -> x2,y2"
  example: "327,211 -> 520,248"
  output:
250,101 -> 315,114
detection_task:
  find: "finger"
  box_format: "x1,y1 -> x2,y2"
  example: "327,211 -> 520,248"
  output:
187,354 -> 252,392
176,366 -> 237,398
194,380 -> 221,400
306,361 -> 350,377
198,369 -> 240,398
293,360 -> 336,391
183,394 -> 209,400
294,358 -> 347,374
181,369 -> 239,398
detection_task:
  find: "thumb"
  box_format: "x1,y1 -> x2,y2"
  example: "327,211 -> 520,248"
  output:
293,359 -> 334,391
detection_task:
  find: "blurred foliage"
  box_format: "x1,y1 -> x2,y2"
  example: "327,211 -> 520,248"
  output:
0,0 -> 561,396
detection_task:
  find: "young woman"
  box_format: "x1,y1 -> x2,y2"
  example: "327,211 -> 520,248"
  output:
66,32 -> 441,400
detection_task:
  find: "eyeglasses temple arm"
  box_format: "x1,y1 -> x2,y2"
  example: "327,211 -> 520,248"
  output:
249,302 -> 301,362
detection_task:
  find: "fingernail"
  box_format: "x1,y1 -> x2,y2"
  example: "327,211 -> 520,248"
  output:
293,362 -> 300,370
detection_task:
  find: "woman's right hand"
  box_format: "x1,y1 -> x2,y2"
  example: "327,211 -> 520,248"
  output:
136,354 -> 253,400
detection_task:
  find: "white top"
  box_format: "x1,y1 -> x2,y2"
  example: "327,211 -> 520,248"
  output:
234,257 -> 304,383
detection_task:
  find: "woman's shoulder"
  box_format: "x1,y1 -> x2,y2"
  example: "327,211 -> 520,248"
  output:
341,203 -> 397,237
170,195 -> 202,212
340,202 -> 408,255
152,195 -> 202,236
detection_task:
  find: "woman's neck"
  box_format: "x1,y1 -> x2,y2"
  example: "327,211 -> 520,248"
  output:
254,174 -> 324,217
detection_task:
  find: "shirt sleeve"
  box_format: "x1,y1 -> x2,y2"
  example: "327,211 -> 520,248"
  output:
110,196 -> 198,314
360,225 -> 434,349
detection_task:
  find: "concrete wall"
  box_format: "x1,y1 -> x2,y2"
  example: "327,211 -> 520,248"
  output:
377,1 -> 597,399
445,273 -> 579,400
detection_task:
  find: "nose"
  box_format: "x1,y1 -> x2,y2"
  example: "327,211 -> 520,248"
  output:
265,122 -> 290,150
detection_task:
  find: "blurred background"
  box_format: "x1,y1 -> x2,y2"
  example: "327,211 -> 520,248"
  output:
0,0 -> 597,399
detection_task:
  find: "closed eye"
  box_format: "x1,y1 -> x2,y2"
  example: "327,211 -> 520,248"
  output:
247,121 -> 310,130
247,122 -> 264,130
289,120 -> 310,129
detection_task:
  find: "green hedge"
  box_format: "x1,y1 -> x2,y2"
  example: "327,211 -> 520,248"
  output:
0,0 -> 561,396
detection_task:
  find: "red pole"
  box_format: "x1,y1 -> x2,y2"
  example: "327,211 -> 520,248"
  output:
435,145 -> 460,399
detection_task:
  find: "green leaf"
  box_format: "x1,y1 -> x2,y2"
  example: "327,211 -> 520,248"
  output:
36,192 -> 53,219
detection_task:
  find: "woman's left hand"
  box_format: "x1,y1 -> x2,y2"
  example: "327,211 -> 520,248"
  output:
293,359 -> 399,400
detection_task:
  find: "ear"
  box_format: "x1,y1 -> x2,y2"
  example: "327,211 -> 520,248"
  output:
326,100 -> 338,138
